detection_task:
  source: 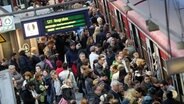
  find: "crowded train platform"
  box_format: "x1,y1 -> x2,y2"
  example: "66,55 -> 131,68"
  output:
0,0 -> 183,104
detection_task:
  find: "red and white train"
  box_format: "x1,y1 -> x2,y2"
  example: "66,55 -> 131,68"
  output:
94,0 -> 184,96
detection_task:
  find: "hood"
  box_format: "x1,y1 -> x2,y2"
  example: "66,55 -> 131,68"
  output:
61,84 -> 71,89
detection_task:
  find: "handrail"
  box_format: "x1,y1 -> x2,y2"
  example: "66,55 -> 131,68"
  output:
0,0 -> 87,17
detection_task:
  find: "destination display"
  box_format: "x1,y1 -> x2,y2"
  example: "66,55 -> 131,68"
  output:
44,14 -> 86,33
21,8 -> 89,39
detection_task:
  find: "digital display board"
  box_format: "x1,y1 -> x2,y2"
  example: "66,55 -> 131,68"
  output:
21,8 -> 89,38
44,14 -> 86,33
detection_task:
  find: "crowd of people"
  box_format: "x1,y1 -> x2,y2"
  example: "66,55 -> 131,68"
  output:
0,1 -> 180,104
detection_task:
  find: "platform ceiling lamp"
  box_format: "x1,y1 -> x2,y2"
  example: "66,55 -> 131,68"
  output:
124,0 -> 133,12
145,0 -> 159,32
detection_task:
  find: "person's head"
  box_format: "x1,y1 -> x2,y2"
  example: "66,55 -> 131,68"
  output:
134,87 -> 144,98
144,75 -> 151,83
39,54 -> 46,61
115,54 -> 123,64
25,81 -> 35,90
111,80 -> 120,92
47,40 -> 55,48
80,98 -> 88,104
56,60 -> 62,68
166,91 -> 173,99
94,85 -> 103,95
63,79 -> 73,87
35,65 -> 42,73
31,47 -> 37,54
160,80 -> 168,90
83,28 -> 89,35
42,70 -> 49,77
23,71 -> 33,80
146,71 -> 153,77
110,64 -> 118,74
124,72 -> 133,85
62,63 -> 68,70
11,53 -> 16,59
79,52 -> 86,61
86,36 -> 94,46
133,52 -> 139,58
98,55 -> 106,65
70,41 -> 76,50
50,70 -> 57,79
35,72 -> 43,81
19,48 -> 25,55
70,100 -> 77,104
9,65 -> 16,74
90,46 -> 96,52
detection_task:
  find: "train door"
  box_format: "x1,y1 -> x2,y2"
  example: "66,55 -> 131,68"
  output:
153,45 -> 164,80
129,23 -> 142,54
159,50 -> 169,79
108,2 -> 115,28
146,38 -> 153,71
115,10 -> 125,33
102,0 -> 110,24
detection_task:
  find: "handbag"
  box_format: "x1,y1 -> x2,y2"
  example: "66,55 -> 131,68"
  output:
58,98 -> 68,104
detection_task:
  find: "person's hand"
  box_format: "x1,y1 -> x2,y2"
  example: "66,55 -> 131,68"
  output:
34,96 -> 40,100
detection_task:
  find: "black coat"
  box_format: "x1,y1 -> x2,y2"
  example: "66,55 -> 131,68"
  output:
108,90 -> 122,104
62,87 -> 75,101
21,89 -> 35,104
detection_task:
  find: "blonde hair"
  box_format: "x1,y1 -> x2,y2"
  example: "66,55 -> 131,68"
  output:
93,26 -> 100,42
136,58 -> 146,67
124,88 -> 137,104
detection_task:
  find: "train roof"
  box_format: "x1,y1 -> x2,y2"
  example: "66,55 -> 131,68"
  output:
110,0 -> 184,57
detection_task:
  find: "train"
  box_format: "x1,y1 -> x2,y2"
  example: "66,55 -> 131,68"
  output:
94,0 -> 184,98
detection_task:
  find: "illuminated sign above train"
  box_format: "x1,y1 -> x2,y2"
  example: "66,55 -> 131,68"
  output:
44,14 -> 86,33
21,8 -> 89,38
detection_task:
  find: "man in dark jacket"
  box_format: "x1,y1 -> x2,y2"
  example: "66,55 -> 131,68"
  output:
66,41 -> 78,76
21,81 -> 36,104
9,53 -> 20,72
108,80 -> 122,104
18,49 -> 33,74
163,91 -> 180,104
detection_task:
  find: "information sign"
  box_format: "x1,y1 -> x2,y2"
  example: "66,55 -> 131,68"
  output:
21,8 -> 89,39
0,16 -> 15,33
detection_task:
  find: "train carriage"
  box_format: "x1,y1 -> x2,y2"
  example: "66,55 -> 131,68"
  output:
94,0 -> 184,97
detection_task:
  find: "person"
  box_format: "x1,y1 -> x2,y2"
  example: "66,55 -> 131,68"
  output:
22,71 -> 33,88
30,47 -> 40,69
9,53 -> 19,72
108,80 -> 121,104
21,81 -> 36,104
66,41 -> 78,77
59,63 -> 78,90
163,91 -> 179,104
34,72 -> 48,104
89,46 -> 99,70
18,49 -> 33,74
55,60 -> 63,76
50,70 -> 62,104
9,65 -> 24,104
61,79 -> 76,102
43,40 -> 55,58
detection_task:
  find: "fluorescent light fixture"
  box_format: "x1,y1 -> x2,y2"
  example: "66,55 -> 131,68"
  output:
146,19 -> 159,32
